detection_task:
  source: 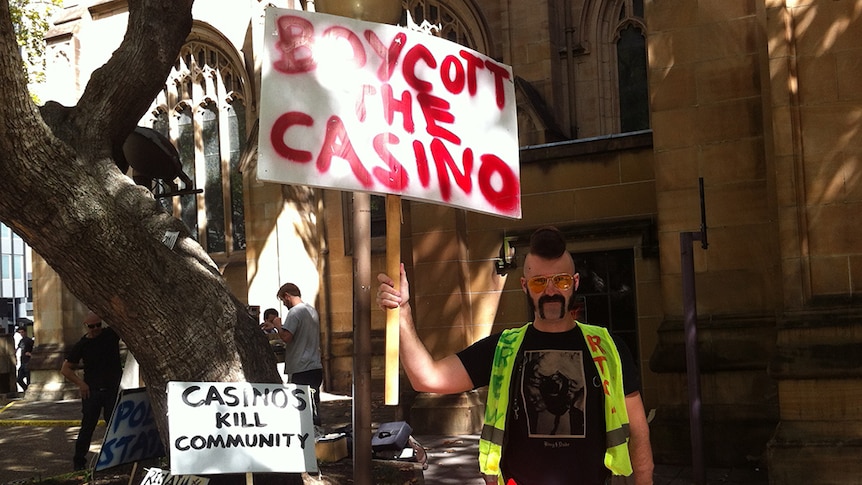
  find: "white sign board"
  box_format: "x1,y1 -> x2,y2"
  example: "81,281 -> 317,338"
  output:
259,8 -> 521,218
167,382 -> 317,475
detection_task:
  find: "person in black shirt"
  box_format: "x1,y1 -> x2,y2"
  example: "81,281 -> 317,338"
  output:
61,311 -> 122,471
15,326 -> 34,392
376,226 -> 654,485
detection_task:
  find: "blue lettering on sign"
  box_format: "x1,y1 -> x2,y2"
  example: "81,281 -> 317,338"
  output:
96,388 -> 166,471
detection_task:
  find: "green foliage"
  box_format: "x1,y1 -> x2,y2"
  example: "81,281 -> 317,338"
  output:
10,0 -> 63,101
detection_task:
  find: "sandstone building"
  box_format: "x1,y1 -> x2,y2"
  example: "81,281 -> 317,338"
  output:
24,1 -> 862,482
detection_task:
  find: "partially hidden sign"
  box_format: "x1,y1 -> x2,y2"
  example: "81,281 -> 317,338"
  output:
96,387 -> 165,471
259,7 -> 521,219
140,468 -> 209,485
167,382 -> 317,475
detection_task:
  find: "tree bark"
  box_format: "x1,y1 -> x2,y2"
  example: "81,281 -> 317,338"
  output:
0,0 -> 281,446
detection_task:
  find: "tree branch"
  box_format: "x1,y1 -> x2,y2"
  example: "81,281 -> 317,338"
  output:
0,0 -> 281,445
0,0 -> 48,131
73,0 -> 194,158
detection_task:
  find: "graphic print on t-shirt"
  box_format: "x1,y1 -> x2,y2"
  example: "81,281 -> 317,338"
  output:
521,350 -> 587,437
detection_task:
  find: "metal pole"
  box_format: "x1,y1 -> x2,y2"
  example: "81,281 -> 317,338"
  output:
680,231 -> 705,485
352,192 -> 372,485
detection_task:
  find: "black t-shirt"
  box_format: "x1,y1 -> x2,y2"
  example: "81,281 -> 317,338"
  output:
17,336 -> 34,365
66,327 -> 123,390
457,324 -> 640,485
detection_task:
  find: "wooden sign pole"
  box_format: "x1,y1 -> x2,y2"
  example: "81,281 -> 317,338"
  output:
384,194 -> 401,405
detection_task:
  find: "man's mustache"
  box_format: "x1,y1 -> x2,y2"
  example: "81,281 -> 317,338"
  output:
539,294 -> 566,307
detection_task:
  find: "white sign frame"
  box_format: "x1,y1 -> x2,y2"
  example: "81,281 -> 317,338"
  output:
259,7 -> 521,219
167,382 -> 317,475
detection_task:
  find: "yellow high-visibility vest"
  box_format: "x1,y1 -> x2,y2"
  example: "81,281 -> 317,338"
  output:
478,322 -> 633,483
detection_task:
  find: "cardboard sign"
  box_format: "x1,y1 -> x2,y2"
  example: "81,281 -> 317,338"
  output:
140,468 -> 209,485
167,382 -> 317,475
259,8 -> 521,218
96,388 -> 165,471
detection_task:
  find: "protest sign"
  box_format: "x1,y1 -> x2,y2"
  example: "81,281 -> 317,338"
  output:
167,382 -> 317,475
96,387 -> 165,471
259,7 -> 521,218
140,467 -> 209,485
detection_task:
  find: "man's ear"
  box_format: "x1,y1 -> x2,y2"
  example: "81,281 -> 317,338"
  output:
520,276 -> 528,294
573,273 -> 580,291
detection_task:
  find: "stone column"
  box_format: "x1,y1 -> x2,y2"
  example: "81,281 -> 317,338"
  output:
24,253 -> 89,400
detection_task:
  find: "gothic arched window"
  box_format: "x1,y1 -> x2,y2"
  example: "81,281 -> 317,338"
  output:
615,1 -> 649,132
399,0 -> 490,53
604,0 -> 649,133
146,36 -> 249,262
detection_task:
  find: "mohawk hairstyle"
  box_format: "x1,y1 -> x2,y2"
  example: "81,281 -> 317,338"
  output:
529,226 -> 567,259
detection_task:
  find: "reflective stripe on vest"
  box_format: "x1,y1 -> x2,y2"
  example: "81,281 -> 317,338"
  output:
477,322 -> 633,481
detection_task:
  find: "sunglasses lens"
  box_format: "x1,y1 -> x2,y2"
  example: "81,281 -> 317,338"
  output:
553,274 -> 574,290
528,276 -> 548,293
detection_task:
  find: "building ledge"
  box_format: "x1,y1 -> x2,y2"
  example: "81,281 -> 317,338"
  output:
519,130 -> 653,164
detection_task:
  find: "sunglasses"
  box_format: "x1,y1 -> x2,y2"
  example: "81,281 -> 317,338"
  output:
87,323 -> 102,329
527,273 -> 575,293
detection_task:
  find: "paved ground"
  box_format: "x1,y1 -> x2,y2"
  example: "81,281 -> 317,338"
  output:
0,392 -> 480,485
0,391 -> 767,485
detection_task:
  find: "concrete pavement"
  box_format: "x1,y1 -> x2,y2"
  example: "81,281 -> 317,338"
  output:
0,393 -> 482,485
0,392 -> 767,485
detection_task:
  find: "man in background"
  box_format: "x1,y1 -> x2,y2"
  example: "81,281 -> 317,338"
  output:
261,308 -> 281,335
15,326 -> 33,392
60,311 -> 122,470
264,283 -> 323,428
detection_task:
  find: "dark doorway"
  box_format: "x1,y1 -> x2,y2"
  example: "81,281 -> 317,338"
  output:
571,248 -> 640,361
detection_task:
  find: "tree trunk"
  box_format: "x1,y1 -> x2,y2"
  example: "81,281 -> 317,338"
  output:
0,0 -> 281,446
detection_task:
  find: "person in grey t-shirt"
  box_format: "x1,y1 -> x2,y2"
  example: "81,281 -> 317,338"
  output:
271,282 -> 323,426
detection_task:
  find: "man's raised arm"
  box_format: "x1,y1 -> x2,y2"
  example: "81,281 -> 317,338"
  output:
377,264 -> 474,394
